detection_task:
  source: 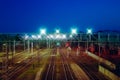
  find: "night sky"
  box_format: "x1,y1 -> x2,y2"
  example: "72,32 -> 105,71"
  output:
0,0 -> 120,33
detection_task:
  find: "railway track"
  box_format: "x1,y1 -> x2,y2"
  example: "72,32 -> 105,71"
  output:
62,53 -> 75,80
60,51 -> 75,80
79,54 -> 110,80
41,49 -> 56,80
69,52 -> 110,80
45,55 -> 56,80
1,54 -> 36,80
61,48 -> 91,80
0,49 -> 45,80
41,48 -> 76,80
42,48 -> 107,80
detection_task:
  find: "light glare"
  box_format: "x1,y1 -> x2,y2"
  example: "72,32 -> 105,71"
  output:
63,34 -> 66,39
40,29 -> 46,34
56,29 -> 60,33
87,29 -> 92,34
71,29 -> 77,34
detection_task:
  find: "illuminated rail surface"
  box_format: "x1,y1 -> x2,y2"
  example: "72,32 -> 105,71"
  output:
0,49 -> 45,80
60,49 -> 90,80
0,48 -> 111,80
0,49 -> 52,80
41,48 -> 76,80
41,49 -> 56,80
60,50 -> 75,80
1,55 -> 35,80
45,51 -> 56,80
69,51 -> 110,80
0,51 -> 28,79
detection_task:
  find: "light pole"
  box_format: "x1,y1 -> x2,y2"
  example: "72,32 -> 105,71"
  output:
5,42 -> 8,80
24,34 -> 30,53
31,35 -> 38,54
24,40 -> 25,51
9,40 -> 11,53
40,29 -> 47,48
37,35 -> 41,49
71,28 -> 78,55
86,28 -> 92,52
50,35 -> 54,48
87,28 -> 92,41
13,40 -> 16,54
11,40 -> 15,66
98,32 -> 101,56
31,42 -> 33,54
24,34 -> 29,51
27,40 -> 30,53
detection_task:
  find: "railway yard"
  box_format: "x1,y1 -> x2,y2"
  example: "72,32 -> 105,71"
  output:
0,48 -> 111,80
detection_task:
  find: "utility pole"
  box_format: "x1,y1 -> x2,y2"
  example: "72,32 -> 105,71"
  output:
86,38 -> 88,53
28,40 -> 30,53
9,41 -> 11,53
13,40 -> 16,54
24,40 -> 25,51
31,42 -> 33,54
98,32 -> 101,56
4,42 -> 9,80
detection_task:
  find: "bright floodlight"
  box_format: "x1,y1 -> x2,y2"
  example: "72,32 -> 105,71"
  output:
47,35 -> 50,39
56,29 -> 60,34
32,35 -> 37,39
71,29 -> 77,34
37,35 -> 41,39
62,34 -> 66,39
70,34 -> 72,38
50,35 -> 53,38
87,29 -> 92,34
56,34 -> 60,39
25,34 -> 29,40
40,29 -> 46,35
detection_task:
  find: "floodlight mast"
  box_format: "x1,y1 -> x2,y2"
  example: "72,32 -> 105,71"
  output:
70,35 -> 72,38
62,34 -> 66,39
87,28 -> 92,41
56,29 -> 60,34
71,29 -> 77,34
40,29 -> 46,35
86,28 -> 92,52
69,28 -> 77,48
37,35 -> 41,39
87,28 -> 92,34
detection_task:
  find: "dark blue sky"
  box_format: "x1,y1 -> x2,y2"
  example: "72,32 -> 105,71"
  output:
0,0 -> 120,33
